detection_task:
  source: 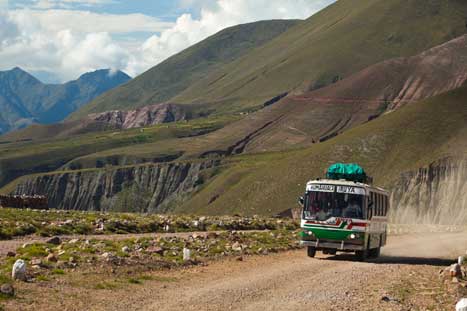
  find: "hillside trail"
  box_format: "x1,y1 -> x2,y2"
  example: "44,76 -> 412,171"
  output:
12,231 -> 464,311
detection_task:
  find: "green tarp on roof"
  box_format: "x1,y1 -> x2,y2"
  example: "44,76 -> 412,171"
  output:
326,163 -> 367,182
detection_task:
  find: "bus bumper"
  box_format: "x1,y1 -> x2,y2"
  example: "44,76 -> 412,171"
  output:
300,240 -> 364,251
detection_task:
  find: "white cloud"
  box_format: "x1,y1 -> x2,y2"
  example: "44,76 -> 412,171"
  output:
10,9 -> 173,34
0,0 -> 336,82
28,0 -> 115,9
128,0 -> 336,76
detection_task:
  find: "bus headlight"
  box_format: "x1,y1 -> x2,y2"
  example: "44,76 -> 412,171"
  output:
306,230 -> 314,236
348,233 -> 360,240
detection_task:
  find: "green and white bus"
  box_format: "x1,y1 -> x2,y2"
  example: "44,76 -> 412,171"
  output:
299,177 -> 390,261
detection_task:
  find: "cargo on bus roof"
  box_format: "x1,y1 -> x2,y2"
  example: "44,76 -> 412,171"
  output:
326,163 -> 371,183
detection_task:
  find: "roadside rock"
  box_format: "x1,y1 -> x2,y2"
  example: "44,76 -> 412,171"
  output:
30,259 -> 43,267
121,246 -> 130,253
0,283 -> 14,297
146,246 -> 164,255
12,259 -> 27,281
183,248 -> 191,261
6,251 -> 15,258
232,242 -> 242,252
46,236 -> 61,245
450,264 -> 462,278
46,254 -> 58,262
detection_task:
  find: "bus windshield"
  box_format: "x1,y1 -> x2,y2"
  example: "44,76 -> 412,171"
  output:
303,189 -> 365,221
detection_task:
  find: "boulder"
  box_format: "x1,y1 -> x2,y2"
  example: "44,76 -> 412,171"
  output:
0,283 -> 14,297
12,259 -> 27,281
30,259 -> 43,267
232,242 -> 242,252
146,246 -> 164,255
457,298 -> 467,311
121,246 -> 130,253
451,264 -> 462,278
46,254 -> 58,262
46,236 -> 61,245
183,248 -> 191,261
6,251 -> 15,258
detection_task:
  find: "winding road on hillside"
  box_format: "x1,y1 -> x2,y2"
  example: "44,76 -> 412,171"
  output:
8,231 -> 464,310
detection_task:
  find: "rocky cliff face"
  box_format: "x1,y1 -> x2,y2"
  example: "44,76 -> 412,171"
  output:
13,160 -> 219,213
390,157 -> 467,225
87,103 -> 186,130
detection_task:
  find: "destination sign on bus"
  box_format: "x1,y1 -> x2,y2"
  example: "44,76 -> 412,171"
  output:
307,184 -> 335,192
336,186 -> 365,195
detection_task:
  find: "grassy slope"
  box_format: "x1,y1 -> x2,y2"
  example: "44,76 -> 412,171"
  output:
173,0 -> 467,110
0,116 -> 237,188
72,20 -> 300,118
174,86 -> 467,215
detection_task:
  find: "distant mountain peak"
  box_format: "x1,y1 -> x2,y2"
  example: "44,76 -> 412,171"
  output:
0,67 -> 132,134
77,68 -> 131,83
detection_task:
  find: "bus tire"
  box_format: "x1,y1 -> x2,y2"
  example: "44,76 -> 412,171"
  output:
307,246 -> 316,258
355,250 -> 367,261
369,247 -> 381,258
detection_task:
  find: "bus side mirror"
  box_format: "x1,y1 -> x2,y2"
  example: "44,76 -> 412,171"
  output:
298,196 -> 304,207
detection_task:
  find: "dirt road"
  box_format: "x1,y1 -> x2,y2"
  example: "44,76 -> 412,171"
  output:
135,232 -> 466,311
8,232 -> 464,311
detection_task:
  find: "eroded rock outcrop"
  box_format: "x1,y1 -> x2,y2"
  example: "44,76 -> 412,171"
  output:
88,103 -> 186,130
390,157 -> 467,225
13,160 -> 219,213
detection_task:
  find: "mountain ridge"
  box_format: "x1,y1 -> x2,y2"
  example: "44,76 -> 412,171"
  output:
72,19 -> 301,118
0,67 -> 131,134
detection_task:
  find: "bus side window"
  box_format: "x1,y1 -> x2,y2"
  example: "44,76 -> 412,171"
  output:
369,192 -> 375,219
377,194 -> 381,216
379,194 -> 383,216
374,193 -> 378,216
384,196 -> 389,216
381,195 -> 386,216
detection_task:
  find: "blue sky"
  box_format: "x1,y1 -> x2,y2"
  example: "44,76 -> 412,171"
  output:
0,0 -> 335,82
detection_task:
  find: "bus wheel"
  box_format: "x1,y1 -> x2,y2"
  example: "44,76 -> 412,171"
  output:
355,250 -> 367,261
307,246 -> 316,258
369,247 -> 381,258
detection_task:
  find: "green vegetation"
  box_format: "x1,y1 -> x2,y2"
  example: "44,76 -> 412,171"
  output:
76,0 -> 467,119
1,0 -> 466,218
0,230 -> 300,289
174,86 -> 467,215
173,0 -> 467,112
73,20 -> 300,118
0,208 -> 298,240
0,115 -> 235,188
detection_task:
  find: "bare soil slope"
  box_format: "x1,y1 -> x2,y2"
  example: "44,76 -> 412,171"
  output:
187,34 -> 467,154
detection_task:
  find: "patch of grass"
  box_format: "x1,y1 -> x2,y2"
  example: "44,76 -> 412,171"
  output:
0,208 -> 298,240
94,281 -> 119,290
36,275 -> 50,282
51,269 -> 65,275
17,244 -> 48,259
127,278 -> 142,284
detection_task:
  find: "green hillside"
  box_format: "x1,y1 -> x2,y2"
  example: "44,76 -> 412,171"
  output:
73,20 -> 300,118
174,86 -> 467,215
0,116 -> 236,188
173,0 -> 467,111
